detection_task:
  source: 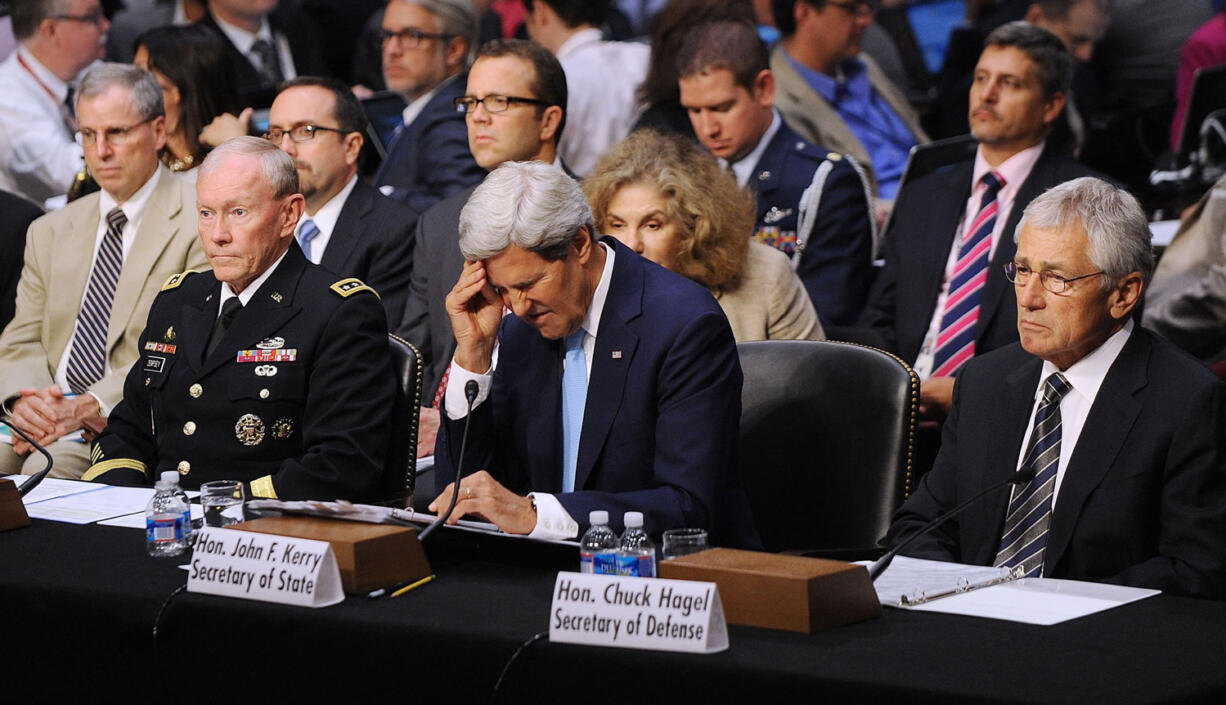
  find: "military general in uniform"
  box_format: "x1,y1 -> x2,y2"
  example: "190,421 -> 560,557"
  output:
85,137 -> 394,500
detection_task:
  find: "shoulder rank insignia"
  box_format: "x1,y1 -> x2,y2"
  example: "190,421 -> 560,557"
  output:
161,270 -> 197,291
330,277 -> 380,299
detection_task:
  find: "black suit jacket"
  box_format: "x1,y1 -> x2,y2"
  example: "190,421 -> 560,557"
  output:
320,180 -> 418,326
859,142 -> 1095,364
393,185 -> 471,399
886,329 -> 1226,599
199,7 -> 327,109
0,189 -> 44,330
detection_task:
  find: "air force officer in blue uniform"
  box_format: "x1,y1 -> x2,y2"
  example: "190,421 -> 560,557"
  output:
430,161 -> 758,546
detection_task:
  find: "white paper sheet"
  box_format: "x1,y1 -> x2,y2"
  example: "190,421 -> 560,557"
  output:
10,476 -> 105,504
98,504 -> 205,529
25,486 -> 160,524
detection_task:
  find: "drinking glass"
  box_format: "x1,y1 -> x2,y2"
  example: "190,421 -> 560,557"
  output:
661,528 -> 709,560
200,480 -> 246,528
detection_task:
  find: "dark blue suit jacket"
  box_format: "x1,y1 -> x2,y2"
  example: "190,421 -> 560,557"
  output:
886,328 -> 1226,599
435,237 -> 759,547
749,121 -> 874,327
374,75 -> 484,215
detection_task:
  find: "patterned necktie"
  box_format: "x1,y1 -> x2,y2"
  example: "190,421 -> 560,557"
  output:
931,171 -> 1006,378
65,207 -> 127,394
206,297 -> 243,359
560,329 -> 587,493
995,372 -> 1074,577
250,37 -> 283,84
298,219 -> 319,261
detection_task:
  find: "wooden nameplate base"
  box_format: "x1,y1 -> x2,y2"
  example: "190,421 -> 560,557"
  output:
659,547 -> 881,633
232,516 -> 430,593
0,478 -> 31,531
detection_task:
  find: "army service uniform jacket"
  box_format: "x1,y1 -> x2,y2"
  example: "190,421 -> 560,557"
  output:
84,244 -> 394,501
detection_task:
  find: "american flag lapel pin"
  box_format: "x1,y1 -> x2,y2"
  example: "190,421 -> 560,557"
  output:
611,350 -> 622,359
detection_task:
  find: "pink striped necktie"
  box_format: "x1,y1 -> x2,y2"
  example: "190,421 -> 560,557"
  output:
931,171 -> 1006,378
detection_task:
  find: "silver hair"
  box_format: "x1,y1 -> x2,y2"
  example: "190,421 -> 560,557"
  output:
459,161 -> 595,262
199,136 -> 299,199
1014,176 -> 1155,288
12,0 -> 75,40
407,0 -> 480,66
76,63 -> 165,121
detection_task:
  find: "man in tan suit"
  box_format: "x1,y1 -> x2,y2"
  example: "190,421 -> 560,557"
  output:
0,63 -> 207,478
770,0 -> 928,200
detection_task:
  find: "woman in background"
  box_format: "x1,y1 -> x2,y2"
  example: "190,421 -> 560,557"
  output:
585,129 -> 823,343
133,25 -> 243,177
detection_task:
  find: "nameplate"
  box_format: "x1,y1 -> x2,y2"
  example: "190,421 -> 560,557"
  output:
186,528 -> 343,608
549,572 -> 728,654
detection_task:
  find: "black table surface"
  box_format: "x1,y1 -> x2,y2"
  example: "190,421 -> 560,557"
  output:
4,518 -> 1225,704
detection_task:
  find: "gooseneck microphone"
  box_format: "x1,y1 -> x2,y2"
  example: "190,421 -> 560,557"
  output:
417,380 -> 480,541
0,419 -> 55,496
867,466 -> 1037,581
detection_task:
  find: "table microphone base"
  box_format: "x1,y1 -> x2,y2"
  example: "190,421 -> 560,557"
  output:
0,478 -> 31,531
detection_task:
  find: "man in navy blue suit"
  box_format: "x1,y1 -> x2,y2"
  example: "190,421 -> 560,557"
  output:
676,20 -> 874,327
429,161 -> 758,546
373,0 -> 483,213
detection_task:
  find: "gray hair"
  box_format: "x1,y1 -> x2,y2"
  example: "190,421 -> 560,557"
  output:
76,63 -> 165,121
459,161 -> 595,262
12,0 -> 74,40
411,0 -> 480,66
199,136 -> 299,200
1014,176 -> 1154,288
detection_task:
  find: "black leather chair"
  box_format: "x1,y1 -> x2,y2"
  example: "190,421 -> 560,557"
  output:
736,340 -> 918,557
375,334 -> 423,507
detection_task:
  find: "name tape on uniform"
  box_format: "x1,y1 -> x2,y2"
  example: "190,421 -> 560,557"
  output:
549,572 -> 728,654
187,528 -> 343,608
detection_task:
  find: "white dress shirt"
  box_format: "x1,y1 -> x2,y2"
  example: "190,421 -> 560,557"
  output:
53,167 -> 164,413
555,29 -> 649,177
212,13 -> 297,81
295,174 -> 357,265
445,242 -> 616,539
1015,320 -> 1132,504
913,141 -> 1045,378
0,46 -> 86,206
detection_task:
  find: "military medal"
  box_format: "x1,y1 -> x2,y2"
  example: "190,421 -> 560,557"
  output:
273,418 -> 295,439
237,349 -> 297,363
144,342 -> 176,354
254,365 -> 278,377
164,326 -> 176,342
257,337 -> 284,349
235,414 -> 266,446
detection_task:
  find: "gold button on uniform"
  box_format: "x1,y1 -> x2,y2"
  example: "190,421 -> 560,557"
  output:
189,383 -> 203,398
177,461 -> 191,474
183,421 -> 196,436
259,388 -> 270,399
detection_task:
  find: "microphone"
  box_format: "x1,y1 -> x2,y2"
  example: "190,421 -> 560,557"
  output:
417,380 -> 480,541
0,419 -> 55,497
867,466 -> 1037,581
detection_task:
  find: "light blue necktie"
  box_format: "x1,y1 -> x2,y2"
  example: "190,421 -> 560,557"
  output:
561,329 -> 587,493
298,218 -> 319,261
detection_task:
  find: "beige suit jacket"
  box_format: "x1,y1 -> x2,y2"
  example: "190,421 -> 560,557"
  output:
771,47 -> 929,193
0,166 -> 207,412
713,241 -> 826,343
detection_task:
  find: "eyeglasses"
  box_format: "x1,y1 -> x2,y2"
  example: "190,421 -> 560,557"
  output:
263,124 -> 352,143
826,0 -> 877,18
55,8 -> 107,26
1003,261 -> 1106,294
454,94 -> 551,114
379,27 -> 455,48
75,118 -> 154,147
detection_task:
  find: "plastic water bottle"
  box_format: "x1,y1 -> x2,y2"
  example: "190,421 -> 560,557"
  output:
146,471 -> 190,557
579,510 -> 619,574
615,511 -> 656,577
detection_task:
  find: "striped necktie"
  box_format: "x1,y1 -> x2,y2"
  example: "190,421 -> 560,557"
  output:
931,171 -> 1005,377
65,207 -> 126,394
995,372 -> 1073,577
560,329 -> 587,493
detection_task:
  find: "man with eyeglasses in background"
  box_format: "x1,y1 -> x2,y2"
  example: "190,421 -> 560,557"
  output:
0,0 -> 109,206
395,38 -> 567,465
0,63 -> 206,479
265,76 -> 418,324
884,176 -> 1226,600
769,0 -> 928,201
374,0 -> 484,214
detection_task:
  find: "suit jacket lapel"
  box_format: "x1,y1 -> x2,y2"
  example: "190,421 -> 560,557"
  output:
918,161 -> 974,314
109,168 -> 182,352
576,243 -> 642,491
1045,331 -> 1147,571
49,205 -> 100,361
198,246 -> 306,375
320,180 -> 371,274
969,357 -> 1041,564
770,49 -> 867,164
